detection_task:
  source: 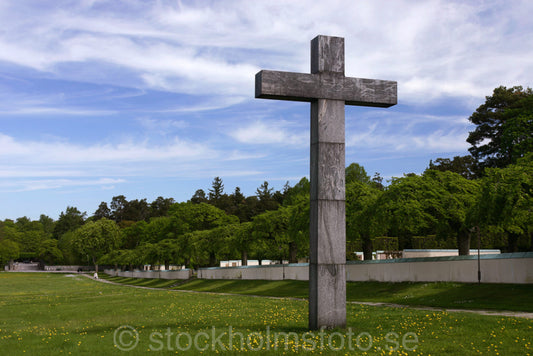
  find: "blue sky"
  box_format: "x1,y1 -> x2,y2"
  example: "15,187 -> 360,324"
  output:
0,0 -> 532,220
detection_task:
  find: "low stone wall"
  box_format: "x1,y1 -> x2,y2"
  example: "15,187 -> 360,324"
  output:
346,252 -> 533,283
103,269 -> 192,280
44,265 -> 92,272
8,263 -> 40,271
198,263 -> 309,280
197,253 -> 533,284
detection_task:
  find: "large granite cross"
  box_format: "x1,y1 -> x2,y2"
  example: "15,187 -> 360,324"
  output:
255,35 -> 397,329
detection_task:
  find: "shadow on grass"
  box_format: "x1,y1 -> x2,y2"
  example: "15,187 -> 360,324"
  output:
346,282 -> 533,312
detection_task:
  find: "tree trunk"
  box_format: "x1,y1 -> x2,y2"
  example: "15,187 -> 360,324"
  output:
507,232 -> 519,252
165,261 -> 169,271
530,231 -> 533,252
363,238 -> 373,261
209,252 -> 217,267
241,250 -> 248,266
457,231 -> 471,256
93,257 -> 99,273
288,242 -> 298,264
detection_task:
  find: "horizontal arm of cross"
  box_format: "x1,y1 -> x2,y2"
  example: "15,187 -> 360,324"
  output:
255,70 -> 397,107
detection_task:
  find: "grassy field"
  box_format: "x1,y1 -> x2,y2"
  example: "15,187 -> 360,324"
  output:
1,273 -> 532,355
101,275 -> 533,312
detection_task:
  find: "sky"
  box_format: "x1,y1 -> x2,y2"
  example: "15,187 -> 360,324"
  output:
0,0 -> 532,221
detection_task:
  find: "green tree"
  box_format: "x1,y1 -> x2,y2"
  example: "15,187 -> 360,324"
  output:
39,215 -> 55,237
53,206 -> 86,239
256,181 -> 279,212
169,202 -> 238,232
346,180 -> 384,260
470,154 -> 533,252
208,177 -> 225,204
150,197 -> 175,218
93,202 -> 111,220
467,85 -> 533,173
57,231 -> 84,265
120,220 -> 147,249
423,170 -> 479,254
190,189 -> 208,204
0,239 -> 19,268
142,217 -> 173,244
252,207 -> 298,263
38,239 -> 63,265
228,222 -> 253,265
72,218 -> 120,273
345,163 -> 371,185
376,174 -> 442,252
428,155 -> 477,180
156,239 -> 183,270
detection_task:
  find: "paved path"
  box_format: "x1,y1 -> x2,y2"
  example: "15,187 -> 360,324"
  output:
82,274 -> 533,319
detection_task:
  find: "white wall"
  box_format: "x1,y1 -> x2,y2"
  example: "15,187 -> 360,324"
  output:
198,253 -> 533,284
104,269 -> 192,280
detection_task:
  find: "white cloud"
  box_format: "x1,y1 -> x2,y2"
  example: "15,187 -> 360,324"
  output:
0,107 -> 116,116
0,177 -> 126,193
0,133 -> 214,164
346,112 -> 471,153
229,120 -> 308,146
0,1 -> 530,104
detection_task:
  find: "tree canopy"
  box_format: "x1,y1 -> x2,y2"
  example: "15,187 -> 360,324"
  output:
467,86 -> 533,173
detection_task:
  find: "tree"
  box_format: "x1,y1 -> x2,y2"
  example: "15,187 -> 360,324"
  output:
423,170 -> 479,255
142,217 -> 173,244
169,202 -> 238,233
467,86 -> 533,173
38,239 -> 63,265
228,222 -> 253,265
470,154 -> 532,252
150,196 -> 175,217
256,181 -> 273,200
428,155 -> 477,180
110,195 -> 128,222
53,206 -> 86,239
190,189 -> 208,204
376,174 -> 442,252
72,218 -> 120,273
39,215 -> 55,237
256,181 -> 279,212
208,177 -> 224,203
345,163 -> 371,185
0,239 -> 19,268
57,231 -> 83,265
227,187 -> 249,222
252,207 -> 295,263
93,202 -> 111,220
124,198 -> 151,222
346,180 -> 384,260
120,220 -> 147,249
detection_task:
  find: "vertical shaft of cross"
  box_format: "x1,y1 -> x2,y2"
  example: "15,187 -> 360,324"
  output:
309,36 -> 346,329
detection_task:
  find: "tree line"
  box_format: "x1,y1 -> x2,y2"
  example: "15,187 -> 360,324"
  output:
0,85 -> 531,269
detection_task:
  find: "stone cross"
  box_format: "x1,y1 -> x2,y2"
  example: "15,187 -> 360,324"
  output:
255,35 -> 397,329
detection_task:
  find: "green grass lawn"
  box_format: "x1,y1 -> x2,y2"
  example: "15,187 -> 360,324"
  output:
102,274 -> 533,312
1,272 -> 532,355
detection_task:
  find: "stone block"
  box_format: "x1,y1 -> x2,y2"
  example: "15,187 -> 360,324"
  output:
310,200 -> 346,264
311,99 -> 345,144
309,263 -> 346,329
310,143 -> 345,201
